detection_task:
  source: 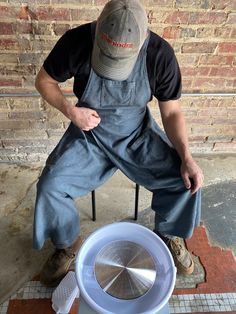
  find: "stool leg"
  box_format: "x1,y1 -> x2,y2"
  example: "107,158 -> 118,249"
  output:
134,184 -> 139,220
91,190 -> 96,221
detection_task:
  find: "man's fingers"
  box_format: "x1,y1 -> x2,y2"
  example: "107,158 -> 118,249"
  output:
92,112 -> 100,118
89,109 -> 100,118
89,114 -> 101,123
82,118 -> 101,131
182,172 -> 191,190
191,174 -> 202,194
84,114 -> 101,130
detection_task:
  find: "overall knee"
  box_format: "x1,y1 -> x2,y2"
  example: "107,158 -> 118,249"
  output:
36,170 -> 61,196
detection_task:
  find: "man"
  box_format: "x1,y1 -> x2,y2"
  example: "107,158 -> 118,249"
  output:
34,0 -> 203,287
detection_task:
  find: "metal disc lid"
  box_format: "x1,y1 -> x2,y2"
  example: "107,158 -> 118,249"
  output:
94,240 -> 157,300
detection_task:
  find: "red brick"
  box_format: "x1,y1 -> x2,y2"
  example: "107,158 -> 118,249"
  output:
210,67 -> 236,77
176,55 -> 199,66
0,5 -> 17,19
52,0 -> 91,3
163,26 -> 181,39
211,0 -> 236,10
0,65 -> 36,76
0,129 -> 48,140
8,111 -> 44,120
193,78 -> 234,90
2,139 -> 57,148
53,23 -> 70,36
189,142 -> 214,152
29,120 -> 65,130
18,37 -> 31,51
0,53 -> 18,63
213,142 -> 236,152
0,22 -> 14,35
212,117 -> 236,124
181,67 -> 210,76
189,12 -> 227,24
182,42 -> 217,53
93,0 -> 112,5
71,8 -> 100,21
31,39 -> 57,52
165,11 -> 190,24
231,29 -> 236,38
180,27 -> 196,38
207,135 -> 234,143
168,41 -> 182,53
199,55 -> 234,66
36,8 -> 70,21
33,0 -> 50,3
146,0 -> 174,5
175,0 -> 211,9
186,117 -> 211,124
16,21 -> 34,34
225,79 -> 236,88
214,27 -> 232,38
37,23 -> 54,36
18,52 -> 46,64
197,108 -> 229,117
0,39 -> 19,50
0,120 -> 30,130
196,27 -> 214,38
182,78 -> 193,89
218,42 -> 236,53
0,112 -> 8,120
188,135 -> 207,142
0,79 -> 21,87
226,13 -> 236,24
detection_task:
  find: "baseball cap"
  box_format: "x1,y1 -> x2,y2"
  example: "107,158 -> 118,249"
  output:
91,0 -> 148,81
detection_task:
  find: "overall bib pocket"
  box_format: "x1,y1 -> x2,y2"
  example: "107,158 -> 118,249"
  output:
101,80 -> 135,108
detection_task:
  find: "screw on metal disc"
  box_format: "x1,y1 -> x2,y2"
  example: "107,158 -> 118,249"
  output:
94,241 -> 156,300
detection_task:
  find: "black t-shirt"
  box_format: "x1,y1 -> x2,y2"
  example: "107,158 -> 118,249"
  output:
43,22 -> 182,102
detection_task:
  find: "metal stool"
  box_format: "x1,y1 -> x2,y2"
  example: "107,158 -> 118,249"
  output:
91,184 -> 140,221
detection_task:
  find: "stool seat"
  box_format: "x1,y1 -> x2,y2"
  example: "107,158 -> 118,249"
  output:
91,184 -> 140,221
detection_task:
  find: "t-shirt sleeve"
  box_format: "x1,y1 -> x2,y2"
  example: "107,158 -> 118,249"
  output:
43,31 -> 75,82
154,45 -> 182,102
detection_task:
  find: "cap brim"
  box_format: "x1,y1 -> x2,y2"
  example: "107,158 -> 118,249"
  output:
91,39 -> 138,81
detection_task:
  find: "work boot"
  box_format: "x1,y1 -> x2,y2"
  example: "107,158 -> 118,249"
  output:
154,231 -> 194,275
40,237 -> 82,287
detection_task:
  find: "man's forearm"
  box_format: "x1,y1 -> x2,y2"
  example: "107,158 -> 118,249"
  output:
158,100 -> 192,162
35,67 -> 74,120
162,111 -> 192,162
35,67 -> 101,131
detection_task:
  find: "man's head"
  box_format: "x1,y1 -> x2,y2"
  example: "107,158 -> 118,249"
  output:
92,0 -> 148,81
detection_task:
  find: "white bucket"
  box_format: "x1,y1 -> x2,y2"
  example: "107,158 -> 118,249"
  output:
75,222 -> 176,314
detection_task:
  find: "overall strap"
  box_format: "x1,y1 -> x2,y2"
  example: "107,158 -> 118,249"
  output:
91,21 -> 97,43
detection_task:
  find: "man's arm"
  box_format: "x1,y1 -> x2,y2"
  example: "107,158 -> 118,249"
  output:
35,67 -> 100,131
158,99 -> 203,194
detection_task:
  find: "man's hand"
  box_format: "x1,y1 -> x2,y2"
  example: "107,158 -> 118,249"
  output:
35,67 -> 101,131
68,106 -> 101,131
181,158 -> 204,194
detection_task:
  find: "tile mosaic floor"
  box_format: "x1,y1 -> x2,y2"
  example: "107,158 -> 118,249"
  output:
0,226 -> 235,314
0,282 -> 235,314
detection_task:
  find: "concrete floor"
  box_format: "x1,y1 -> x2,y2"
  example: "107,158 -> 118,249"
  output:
0,155 -> 236,305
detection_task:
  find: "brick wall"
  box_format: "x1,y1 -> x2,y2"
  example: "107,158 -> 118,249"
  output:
0,0 -> 235,162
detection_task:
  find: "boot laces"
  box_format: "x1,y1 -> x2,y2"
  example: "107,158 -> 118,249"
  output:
169,238 -> 184,256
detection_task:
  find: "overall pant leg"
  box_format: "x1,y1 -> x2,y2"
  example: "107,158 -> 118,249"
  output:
33,125 -> 116,250
149,147 -> 201,239
151,183 -> 201,239
104,130 -> 201,240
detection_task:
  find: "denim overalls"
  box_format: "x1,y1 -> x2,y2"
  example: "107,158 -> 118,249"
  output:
33,27 -> 201,250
